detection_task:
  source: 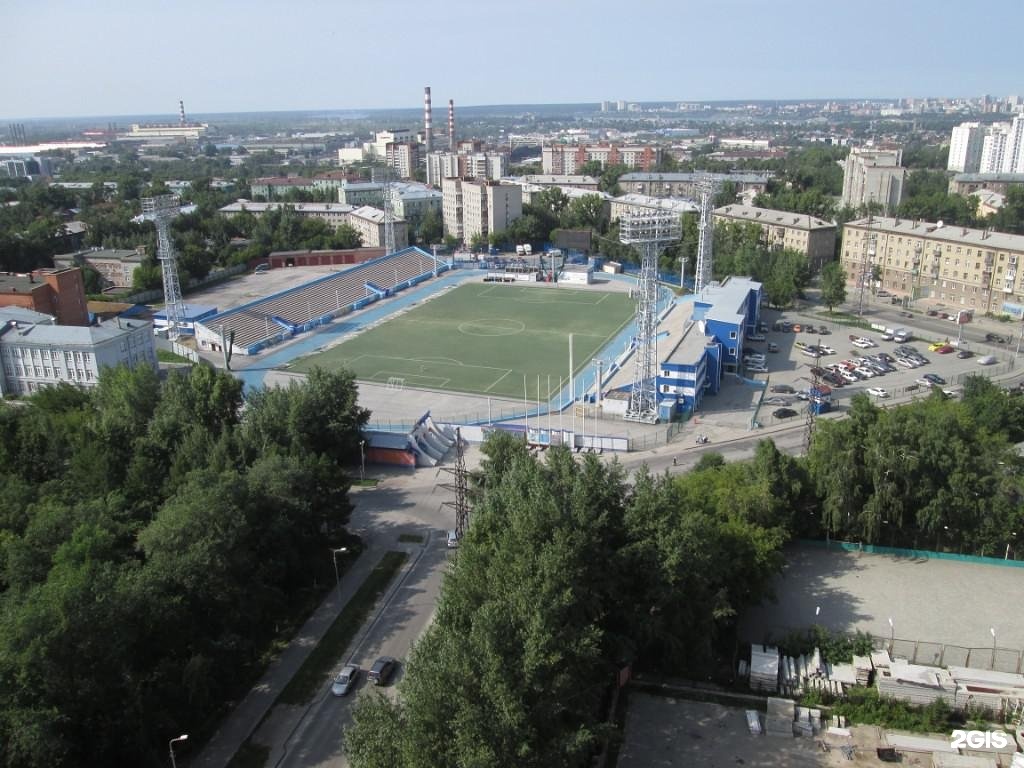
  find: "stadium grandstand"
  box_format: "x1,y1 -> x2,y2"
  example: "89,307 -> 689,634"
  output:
195,247 -> 446,356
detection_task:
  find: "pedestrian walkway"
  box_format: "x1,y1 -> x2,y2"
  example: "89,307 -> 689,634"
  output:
194,545 -> 389,768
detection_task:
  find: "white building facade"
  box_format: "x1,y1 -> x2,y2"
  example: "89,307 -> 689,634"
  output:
0,312 -> 157,396
947,123 -> 984,173
840,147 -> 906,212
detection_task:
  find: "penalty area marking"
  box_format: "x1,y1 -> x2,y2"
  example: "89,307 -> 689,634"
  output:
458,318 -> 526,337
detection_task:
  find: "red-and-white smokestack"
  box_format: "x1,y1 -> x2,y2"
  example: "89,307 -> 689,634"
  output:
448,99 -> 455,151
424,87 -> 433,154
179,99 -> 186,127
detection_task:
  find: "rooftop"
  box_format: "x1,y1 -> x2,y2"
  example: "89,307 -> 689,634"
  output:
521,175 -> 599,185
714,204 -> 834,230
56,247 -> 144,263
952,172 -> 1024,183
845,217 -> 1024,251
0,273 -> 50,294
0,317 -> 151,346
612,194 -> 698,214
0,306 -> 54,325
220,201 -> 355,215
619,171 -> 771,183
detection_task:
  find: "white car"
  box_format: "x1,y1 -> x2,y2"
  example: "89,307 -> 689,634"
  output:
820,345 -> 835,355
867,387 -> 889,398
747,364 -> 768,373
840,370 -> 859,383
854,366 -> 876,379
851,339 -> 873,349
915,377 -> 936,387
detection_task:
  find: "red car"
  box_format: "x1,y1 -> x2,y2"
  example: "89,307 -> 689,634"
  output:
935,345 -> 954,354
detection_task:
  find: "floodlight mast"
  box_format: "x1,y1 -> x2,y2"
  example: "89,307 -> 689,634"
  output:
141,195 -> 186,341
619,207 -> 680,424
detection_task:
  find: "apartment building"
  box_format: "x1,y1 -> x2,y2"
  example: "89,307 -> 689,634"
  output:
542,143 -> 662,174
949,173 -> 1024,196
0,310 -> 157,396
840,147 -> 906,211
52,249 -> 145,291
519,175 -> 599,191
441,178 -> 522,243
947,123 -> 985,173
346,206 -> 409,250
426,150 -> 508,186
713,205 -> 836,268
385,142 -> 420,180
840,217 -> 1024,313
618,172 -> 771,199
0,268 -> 90,325
218,201 -> 406,247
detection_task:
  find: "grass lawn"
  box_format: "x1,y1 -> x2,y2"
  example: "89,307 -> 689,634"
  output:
289,283 -> 634,399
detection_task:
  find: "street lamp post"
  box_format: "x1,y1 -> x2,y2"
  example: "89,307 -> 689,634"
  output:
888,617 -> 894,653
331,547 -> 350,588
169,734 -> 188,768
990,626 -> 997,668
359,439 -> 366,482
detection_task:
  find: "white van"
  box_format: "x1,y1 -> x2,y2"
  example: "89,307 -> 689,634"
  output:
446,530 -> 459,549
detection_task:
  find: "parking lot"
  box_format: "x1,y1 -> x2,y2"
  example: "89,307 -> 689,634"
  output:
741,307 -> 1017,422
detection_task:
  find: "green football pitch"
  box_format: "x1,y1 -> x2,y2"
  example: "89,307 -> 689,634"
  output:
289,283 -> 635,400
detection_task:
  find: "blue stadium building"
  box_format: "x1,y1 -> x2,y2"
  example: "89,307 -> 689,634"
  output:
656,277 -> 763,417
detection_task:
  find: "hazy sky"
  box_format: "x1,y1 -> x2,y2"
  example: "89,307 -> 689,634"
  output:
3,0 -> 1022,120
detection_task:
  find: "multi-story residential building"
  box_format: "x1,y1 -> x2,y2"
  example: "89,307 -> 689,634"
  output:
840,217 -> 1024,314
426,150 -> 508,186
518,175 -> 599,191
385,142 -> 420,180
346,206 -> 409,250
949,173 -> 1024,196
218,201 -> 406,247
441,179 -> 522,244
426,152 -> 462,187
0,309 -> 157,396
338,181 -> 385,206
713,205 -> 836,268
980,123 -> 1011,173
608,194 -> 697,223
618,172 -> 771,199
542,143 -> 662,174
388,183 -> 442,228
249,177 -> 318,199
0,268 -> 90,325
840,147 -> 906,212
1005,114 -> 1024,174
947,122 -> 985,173
52,248 -> 145,291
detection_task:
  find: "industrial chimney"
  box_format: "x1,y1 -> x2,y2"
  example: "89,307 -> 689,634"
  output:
179,100 -> 187,127
448,99 -> 455,151
424,87 -> 433,154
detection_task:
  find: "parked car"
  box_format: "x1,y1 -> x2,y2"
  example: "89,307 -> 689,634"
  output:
985,333 -> 1007,344
915,377 -> 938,387
747,333 -> 766,342
770,384 -> 795,394
767,342 -> 780,352
923,373 -> 946,385
368,656 -> 398,686
867,387 -> 889,398
792,323 -> 802,332
854,366 -> 876,379
926,309 -> 938,316
804,324 -> 816,333
820,345 -> 835,355
978,355 -> 998,366
957,349 -> 973,359
773,407 -> 798,419
818,326 -> 830,335
447,530 -> 459,548
331,664 -> 359,697
764,396 -> 791,406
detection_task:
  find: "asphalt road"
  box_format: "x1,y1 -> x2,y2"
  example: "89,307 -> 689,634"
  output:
270,469 -> 454,768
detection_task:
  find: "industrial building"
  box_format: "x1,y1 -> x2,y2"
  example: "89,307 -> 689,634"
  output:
713,204 -> 837,268
0,308 -> 157,396
840,217 -> 1024,315
53,247 -> 147,290
840,147 -> 906,212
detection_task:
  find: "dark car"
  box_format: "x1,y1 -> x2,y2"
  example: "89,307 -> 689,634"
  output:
957,349 -> 973,359
367,656 -> 398,686
927,309 -> 938,317
818,326 -> 830,335
773,408 -> 798,419
923,373 -> 946,385
804,324 -> 816,334
985,333 -> 1007,344
771,384 -> 796,394
822,372 -> 844,387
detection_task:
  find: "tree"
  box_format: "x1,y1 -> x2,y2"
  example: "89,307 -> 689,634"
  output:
415,206 -> 443,246
820,262 -> 847,311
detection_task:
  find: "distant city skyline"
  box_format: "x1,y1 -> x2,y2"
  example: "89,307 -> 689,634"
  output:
4,0 -> 1023,121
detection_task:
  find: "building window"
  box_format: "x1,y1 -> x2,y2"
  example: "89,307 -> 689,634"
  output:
729,331 -> 737,339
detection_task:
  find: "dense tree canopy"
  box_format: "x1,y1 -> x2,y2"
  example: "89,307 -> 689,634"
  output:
0,366 -> 369,766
